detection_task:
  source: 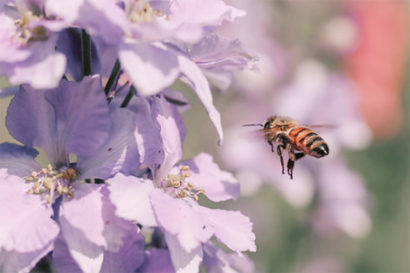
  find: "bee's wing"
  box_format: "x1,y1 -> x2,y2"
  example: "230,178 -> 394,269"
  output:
240,128 -> 268,141
302,124 -> 338,130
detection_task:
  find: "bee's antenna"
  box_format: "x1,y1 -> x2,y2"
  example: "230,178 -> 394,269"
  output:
243,123 -> 264,127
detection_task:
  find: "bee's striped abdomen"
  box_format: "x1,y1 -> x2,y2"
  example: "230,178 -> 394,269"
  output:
290,127 -> 329,157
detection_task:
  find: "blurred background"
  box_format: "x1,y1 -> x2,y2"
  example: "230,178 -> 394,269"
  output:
180,0 -> 410,272
1,0 -> 409,272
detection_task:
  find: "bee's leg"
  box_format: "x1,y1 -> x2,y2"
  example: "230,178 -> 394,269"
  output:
276,145 -> 285,174
268,140 -> 275,154
276,134 -> 290,175
287,152 -> 305,179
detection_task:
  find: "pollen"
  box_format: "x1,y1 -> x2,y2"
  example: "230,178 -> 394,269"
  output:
13,11 -> 48,45
129,0 -> 163,23
24,164 -> 77,204
161,166 -> 205,202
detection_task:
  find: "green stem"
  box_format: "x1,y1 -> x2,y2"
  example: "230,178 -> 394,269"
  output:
121,86 -> 136,108
104,59 -> 121,96
81,29 -> 92,76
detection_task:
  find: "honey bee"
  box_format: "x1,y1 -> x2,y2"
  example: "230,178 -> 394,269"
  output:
244,116 -> 329,179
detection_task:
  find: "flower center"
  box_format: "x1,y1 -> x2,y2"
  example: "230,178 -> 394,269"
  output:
24,164 -> 78,204
161,166 -> 204,201
13,11 -> 48,45
129,0 -> 163,23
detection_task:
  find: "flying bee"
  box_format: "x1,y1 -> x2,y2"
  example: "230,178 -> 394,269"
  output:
244,116 -> 330,179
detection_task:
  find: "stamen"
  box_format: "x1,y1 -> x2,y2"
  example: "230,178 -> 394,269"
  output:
13,11 -> 48,45
160,166 -> 205,202
129,0 -> 163,23
24,166 -> 78,203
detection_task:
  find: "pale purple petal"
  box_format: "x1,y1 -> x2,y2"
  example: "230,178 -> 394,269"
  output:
7,49 -> 66,89
163,89 -> 191,112
46,0 -> 128,44
165,0 -> 246,43
59,183 -> 105,247
137,248 -> 174,273
100,227 -> 145,273
177,52 -> 223,144
0,14 -> 30,63
0,143 -> 40,177
54,227 -> 145,273
0,170 -> 59,252
119,42 -> 180,96
0,242 -> 54,273
6,77 -> 110,165
194,206 -> 256,252
182,153 -> 239,202
120,96 -> 165,166
191,34 -> 256,90
202,242 -> 255,273
77,107 -> 145,180
150,190 -> 212,252
58,215 -> 104,273
53,237 -> 82,273
100,186 -> 137,251
108,173 -> 157,226
6,85 -> 62,164
164,232 -> 203,273
44,76 -> 110,157
151,95 -> 185,182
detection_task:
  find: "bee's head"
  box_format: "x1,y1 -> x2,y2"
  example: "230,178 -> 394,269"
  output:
264,116 -> 277,129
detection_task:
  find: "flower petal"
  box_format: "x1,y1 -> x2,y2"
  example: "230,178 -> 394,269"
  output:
165,0 -> 246,43
137,248 -> 174,273
0,242 -> 54,273
194,206 -> 256,252
59,183 -> 105,247
108,173 -> 157,227
100,227 -> 145,273
77,107 -> 144,180
8,50 -> 66,90
46,0 -> 128,45
53,236 -> 82,273
0,170 -> 59,252
6,77 -> 110,165
151,94 -> 185,182
44,76 -> 110,158
58,216 -> 104,273
164,232 -> 203,273
182,153 -> 239,202
6,85 -> 59,163
119,42 -> 180,96
100,186 -> 137,252
202,242 -> 255,273
54,227 -> 145,273
150,190 -> 212,252
177,53 -> 223,144
0,143 -> 40,177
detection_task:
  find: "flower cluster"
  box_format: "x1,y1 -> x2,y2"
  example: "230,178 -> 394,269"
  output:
0,0 -> 256,272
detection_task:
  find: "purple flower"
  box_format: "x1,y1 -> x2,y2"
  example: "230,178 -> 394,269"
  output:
47,0 -> 245,44
0,0 -> 67,88
189,33 -> 257,91
202,241 -> 255,273
0,77 -> 151,272
107,94 -> 255,272
44,0 -> 249,144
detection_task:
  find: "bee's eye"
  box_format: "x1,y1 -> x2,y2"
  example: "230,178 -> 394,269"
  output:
264,121 -> 271,129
